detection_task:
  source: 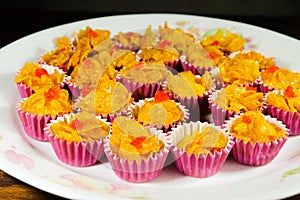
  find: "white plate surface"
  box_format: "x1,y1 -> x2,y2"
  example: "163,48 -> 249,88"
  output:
0,13 -> 300,200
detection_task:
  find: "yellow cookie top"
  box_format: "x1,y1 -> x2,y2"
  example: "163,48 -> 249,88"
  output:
14,62 -> 65,92
261,66 -> 300,90
121,63 -> 170,84
229,111 -> 287,144
49,111 -> 110,143
167,71 -> 213,98
135,91 -> 183,127
109,116 -> 164,162
214,84 -> 264,113
218,54 -> 260,85
266,86 -> 300,113
200,28 -> 246,65
78,78 -> 132,115
177,126 -> 228,156
20,86 -> 72,117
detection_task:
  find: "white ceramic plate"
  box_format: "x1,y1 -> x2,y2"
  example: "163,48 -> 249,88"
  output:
1,13 -> 300,200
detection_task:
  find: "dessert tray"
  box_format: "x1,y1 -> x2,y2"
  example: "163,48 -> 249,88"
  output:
0,13 -> 300,200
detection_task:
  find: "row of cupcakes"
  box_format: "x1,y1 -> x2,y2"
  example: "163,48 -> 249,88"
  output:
14,61 -> 300,137
40,110 -> 288,183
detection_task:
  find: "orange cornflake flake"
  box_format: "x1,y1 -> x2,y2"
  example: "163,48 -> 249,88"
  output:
84,59 -> 93,68
246,86 -> 257,91
134,62 -> 144,69
44,86 -> 60,101
70,118 -> 84,130
266,66 -> 280,74
158,40 -> 172,49
212,40 -> 219,46
34,68 -> 49,78
154,91 -> 169,102
130,136 -> 146,148
284,86 -> 295,98
209,52 -> 216,59
125,32 -> 134,38
242,116 -> 252,124
88,29 -> 98,38
81,86 -> 93,97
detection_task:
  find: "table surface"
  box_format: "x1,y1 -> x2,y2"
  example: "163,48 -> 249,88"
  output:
1,10 -> 300,200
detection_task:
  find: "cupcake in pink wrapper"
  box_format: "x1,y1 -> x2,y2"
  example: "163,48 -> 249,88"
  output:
209,84 -> 265,126
66,55 -> 118,100
217,51 -> 261,88
104,116 -> 170,183
45,111 -> 110,167
265,87 -> 300,136
164,70 -> 215,121
169,121 -> 234,178
224,111 -> 289,166
14,62 -> 66,98
16,86 -> 73,141
259,66 -> 300,94
75,76 -> 133,122
129,91 -> 189,133
119,62 -> 170,101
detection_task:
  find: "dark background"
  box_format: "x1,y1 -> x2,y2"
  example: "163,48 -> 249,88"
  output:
1,0 -> 300,48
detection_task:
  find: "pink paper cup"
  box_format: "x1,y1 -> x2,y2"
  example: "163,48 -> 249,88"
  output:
104,128 -> 170,183
267,105 -> 300,136
44,113 -> 108,167
16,103 -> 56,141
224,114 -> 289,166
128,98 -> 190,133
181,59 -> 214,76
120,78 -> 162,101
169,121 -> 234,178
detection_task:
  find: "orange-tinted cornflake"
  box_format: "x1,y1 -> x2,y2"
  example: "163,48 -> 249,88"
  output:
125,32 -> 134,38
44,86 -> 60,101
88,29 -> 98,38
130,136 -> 147,148
266,66 -> 280,74
209,52 -> 216,59
134,62 -> 144,69
34,68 -> 49,78
154,91 -> 169,102
246,86 -> 257,91
212,40 -> 219,46
284,86 -> 295,98
158,40 -> 172,49
81,86 -> 93,97
70,118 -> 84,130
242,116 -> 252,124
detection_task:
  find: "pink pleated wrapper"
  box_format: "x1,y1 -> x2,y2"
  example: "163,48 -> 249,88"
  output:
169,121 -> 234,178
209,88 -> 267,126
128,98 -> 190,133
104,128 -> 170,183
223,114 -> 289,166
119,78 -> 163,101
15,65 -> 66,99
181,59 -> 214,76
267,105 -> 300,136
256,78 -> 275,94
163,76 -> 215,121
16,102 -> 57,141
44,113 -> 109,167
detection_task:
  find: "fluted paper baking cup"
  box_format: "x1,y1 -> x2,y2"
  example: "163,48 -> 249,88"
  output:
267,105 -> 300,136
120,78 -> 162,101
224,114 -> 289,166
128,98 -> 190,133
16,103 -> 56,141
181,60 -> 213,76
44,113 -> 108,167
169,121 -> 234,178
104,128 -> 170,183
